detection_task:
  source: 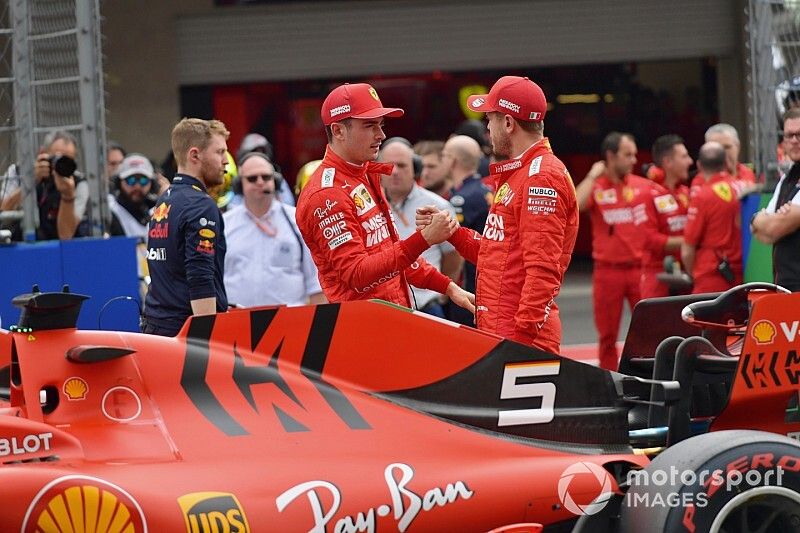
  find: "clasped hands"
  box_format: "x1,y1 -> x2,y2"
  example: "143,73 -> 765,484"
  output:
416,205 -> 458,244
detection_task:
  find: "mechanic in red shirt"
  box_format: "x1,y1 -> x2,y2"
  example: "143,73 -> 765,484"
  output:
640,134 -> 692,298
296,83 -> 475,311
682,142 -> 743,293
575,132 -> 650,370
693,123 -> 759,197
417,76 -> 579,355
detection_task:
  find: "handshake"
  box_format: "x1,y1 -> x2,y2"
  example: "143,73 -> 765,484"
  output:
416,205 -> 458,245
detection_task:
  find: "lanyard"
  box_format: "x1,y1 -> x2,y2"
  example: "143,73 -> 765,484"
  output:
246,209 -> 277,237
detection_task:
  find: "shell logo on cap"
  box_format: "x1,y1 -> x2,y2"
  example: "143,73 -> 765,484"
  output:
368,87 -> 379,101
752,319 -> 776,344
22,475 -> 147,533
63,377 -> 88,401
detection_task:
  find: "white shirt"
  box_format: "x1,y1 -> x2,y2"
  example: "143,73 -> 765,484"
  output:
223,201 -> 321,307
389,185 -> 456,308
765,166 -> 800,213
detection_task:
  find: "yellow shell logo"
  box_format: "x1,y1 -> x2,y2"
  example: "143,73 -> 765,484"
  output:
24,476 -> 147,533
752,320 -> 776,344
712,182 -> 732,202
368,86 -> 379,101
353,194 -> 364,210
63,377 -> 88,401
494,183 -> 511,204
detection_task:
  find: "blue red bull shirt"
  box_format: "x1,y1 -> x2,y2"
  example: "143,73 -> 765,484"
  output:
144,173 -> 227,333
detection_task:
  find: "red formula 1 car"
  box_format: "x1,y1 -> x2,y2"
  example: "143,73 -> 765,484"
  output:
0,282 -> 798,532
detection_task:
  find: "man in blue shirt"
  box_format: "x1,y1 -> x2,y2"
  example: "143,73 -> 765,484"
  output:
142,118 -> 230,336
442,135 -> 492,325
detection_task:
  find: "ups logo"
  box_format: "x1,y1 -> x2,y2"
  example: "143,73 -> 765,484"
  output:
178,492 -> 250,533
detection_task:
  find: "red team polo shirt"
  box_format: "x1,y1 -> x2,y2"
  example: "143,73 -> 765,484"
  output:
640,181 -> 690,298
684,172 -> 743,293
586,174 -> 651,265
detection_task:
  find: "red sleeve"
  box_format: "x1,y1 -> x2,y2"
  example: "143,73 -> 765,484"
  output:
448,226 -> 481,264
515,164 -> 576,342
299,187 -> 430,292
641,190 -> 669,253
683,193 -> 705,247
405,257 -> 451,294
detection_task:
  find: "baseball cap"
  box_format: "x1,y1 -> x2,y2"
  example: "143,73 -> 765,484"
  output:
321,83 -> 404,126
118,153 -> 155,179
467,76 -> 547,122
237,133 -> 273,160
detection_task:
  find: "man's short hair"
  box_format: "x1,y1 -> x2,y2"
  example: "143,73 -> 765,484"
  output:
651,134 -> 685,167
601,132 -> 634,158
784,108 -> 800,124
171,118 -> 230,167
698,143 -> 726,173
514,118 -> 544,135
414,140 -> 444,158
42,130 -> 78,152
705,123 -> 740,144
325,118 -> 352,144
108,140 -> 126,157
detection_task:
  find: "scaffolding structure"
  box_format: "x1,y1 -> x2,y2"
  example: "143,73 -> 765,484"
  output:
0,0 -> 106,240
746,0 -> 800,188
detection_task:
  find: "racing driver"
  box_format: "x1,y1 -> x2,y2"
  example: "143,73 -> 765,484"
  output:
296,83 -> 475,312
418,76 -> 578,354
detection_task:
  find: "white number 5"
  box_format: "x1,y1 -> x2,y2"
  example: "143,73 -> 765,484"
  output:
498,361 -> 560,426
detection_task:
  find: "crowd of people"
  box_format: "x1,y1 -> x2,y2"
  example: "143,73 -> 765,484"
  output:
3,78 -> 800,372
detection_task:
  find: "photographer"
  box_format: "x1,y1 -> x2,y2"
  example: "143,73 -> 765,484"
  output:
34,131 -> 90,240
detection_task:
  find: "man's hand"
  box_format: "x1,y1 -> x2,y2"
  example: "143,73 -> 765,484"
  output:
415,204 -> 441,231
34,154 -> 51,185
586,160 -> 606,181
420,210 -> 456,245
52,168 -> 76,199
446,282 -> 475,315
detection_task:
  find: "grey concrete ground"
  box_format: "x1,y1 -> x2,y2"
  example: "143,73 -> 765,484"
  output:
557,258 -> 632,346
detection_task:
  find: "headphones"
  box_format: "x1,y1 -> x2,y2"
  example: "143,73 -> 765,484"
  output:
232,151 -> 284,195
382,137 -> 423,177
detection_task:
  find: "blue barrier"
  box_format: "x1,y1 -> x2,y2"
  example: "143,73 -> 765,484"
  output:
0,237 -> 141,331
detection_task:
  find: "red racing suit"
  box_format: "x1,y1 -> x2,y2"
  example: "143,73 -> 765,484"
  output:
640,181 -> 689,298
684,172 -> 743,294
296,147 -> 450,306
448,139 -> 578,354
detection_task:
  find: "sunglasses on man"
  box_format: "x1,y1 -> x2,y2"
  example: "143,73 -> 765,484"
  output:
124,175 -> 152,187
244,173 -> 274,183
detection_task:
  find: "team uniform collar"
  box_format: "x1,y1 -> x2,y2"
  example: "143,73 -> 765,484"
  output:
172,173 -> 208,192
323,146 -> 394,181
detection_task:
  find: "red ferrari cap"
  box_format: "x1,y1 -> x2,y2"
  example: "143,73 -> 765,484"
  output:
467,76 -> 547,122
321,83 -> 404,126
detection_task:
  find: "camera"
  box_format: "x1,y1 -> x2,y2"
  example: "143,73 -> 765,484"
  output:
49,155 -> 77,177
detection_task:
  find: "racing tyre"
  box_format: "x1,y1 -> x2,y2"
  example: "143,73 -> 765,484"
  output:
618,430 -> 800,533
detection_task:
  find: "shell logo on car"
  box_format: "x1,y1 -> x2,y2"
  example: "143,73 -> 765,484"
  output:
752,319 -> 777,344
22,475 -> 147,533
63,377 -> 88,401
